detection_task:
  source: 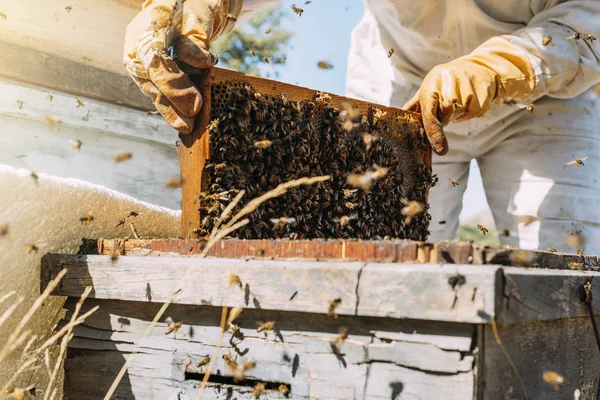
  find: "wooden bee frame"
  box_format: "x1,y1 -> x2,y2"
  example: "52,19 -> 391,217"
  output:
176,67 -> 430,239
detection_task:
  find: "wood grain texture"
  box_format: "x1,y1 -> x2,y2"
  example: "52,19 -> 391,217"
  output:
61,297 -> 476,399
482,317 -> 600,400
178,70 -> 211,238
41,254 -> 504,323
84,238 -> 600,269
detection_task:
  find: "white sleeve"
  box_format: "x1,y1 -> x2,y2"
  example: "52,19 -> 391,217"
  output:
504,0 -> 600,99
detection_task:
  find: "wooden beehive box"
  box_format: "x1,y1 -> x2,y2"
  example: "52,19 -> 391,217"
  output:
42,239 -> 600,399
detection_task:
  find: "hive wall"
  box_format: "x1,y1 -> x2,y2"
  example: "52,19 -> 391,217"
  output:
200,80 -> 432,240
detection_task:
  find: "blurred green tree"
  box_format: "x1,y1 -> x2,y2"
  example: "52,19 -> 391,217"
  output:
211,4 -> 293,76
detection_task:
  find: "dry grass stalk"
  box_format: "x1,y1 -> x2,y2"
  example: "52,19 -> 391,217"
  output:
491,316 -> 528,400
0,358 -> 36,393
0,269 -> 68,364
0,291 -> 16,306
200,219 -> 249,257
21,335 -> 38,357
43,286 -> 93,400
103,289 -> 181,400
0,297 -> 24,329
34,306 -> 99,356
208,189 -> 246,242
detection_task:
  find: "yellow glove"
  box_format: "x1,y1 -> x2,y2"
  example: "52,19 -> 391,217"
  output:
124,0 -> 243,133
404,37 -> 537,155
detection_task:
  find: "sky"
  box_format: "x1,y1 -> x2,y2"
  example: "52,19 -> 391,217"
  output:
253,0 -> 492,222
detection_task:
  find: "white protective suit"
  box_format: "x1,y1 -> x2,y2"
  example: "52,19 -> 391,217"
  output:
245,0 -> 600,253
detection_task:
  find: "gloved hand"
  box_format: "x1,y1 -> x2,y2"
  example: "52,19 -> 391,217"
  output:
124,0 -> 243,133
404,37 -> 537,155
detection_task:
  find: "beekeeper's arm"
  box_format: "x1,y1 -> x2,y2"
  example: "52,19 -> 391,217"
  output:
405,1 -> 600,156
124,0 -> 277,133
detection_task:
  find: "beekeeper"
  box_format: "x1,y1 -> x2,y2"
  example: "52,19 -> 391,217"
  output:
124,0 -> 600,252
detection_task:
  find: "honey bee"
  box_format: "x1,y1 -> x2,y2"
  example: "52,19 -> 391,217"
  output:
228,272 -> 242,289
546,247 -> 557,253
253,382 -> 266,399
500,229 -> 510,237
31,171 -> 39,180
347,167 -> 388,191
542,36 -> 552,46
147,110 -> 159,116
583,33 -> 597,42
26,243 -> 39,254
71,139 -> 82,150
328,298 -> 342,318
207,119 -> 220,131
270,217 -> 296,230
567,231 -> 583,248
401,200 -> 424,217
525,103 -> 534,113
264,28 -> 272,34
0,11 -> 6,20
577,249 -> 584,256
317,61 -> 334,69
197,356 -> 210,368
164,176 -> 183,188
362,133 -> 378,150
476,224 -> 489,235
79,214 -> 94,225
291,4 -> 303,16
113,152 -> 133,163
345,202 -> 358,210
542,371 -> 564,388
65,5 -> 73,12
566,32 -> 581,40
16,100 -> 23,109
0,224 -> 8,237
343,189 -> 358,198
44,115 -> 61,127
116,219 -> 125,228
76,98 -> 84,107
278,384 -> 291,397
448,178 -> 459,187
127,211 -> 139,218
278,56 -> 287,63
334,326 -> 348,343
111,252 -> 119,262
257,321 -> 275,332
335,215 -> 355,229
518,215 -> 537,226
164,317 -> 182,335
387,48 -> 394,58
45,94 -> 53,101
263,57 -> 270,63
249,50 -> 256,57
254,140 -> 273,149
568,262 -> 583,271
228,307 -> 243,325
565,156 -> 587,167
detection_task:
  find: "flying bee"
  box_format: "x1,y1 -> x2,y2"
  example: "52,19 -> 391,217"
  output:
583,33 -> 597,42
565,156 -> 587,167
542,371 -> 564,389
542,36 -> 552,46
518,215 -> 537,226
343,189 -> 358,198
0,224 -> 8,236
477,224 -> 489,235
362,133 -> 379,150
253,382 -> 266,399
254,140 -> 273,149
26,243 -> 39,254
278,55 -> 287,63
111,252 -> 119,262
500,229 -> 510,237
372,166 -> 389,180
249,50 -> 256,57
263,57 -> 270,63
197,356 -> 210,368
568,262 -> 583,271
291,4 -> 303,16
113,152 -> 133,163
345,202 -> 358,210
387,48 -> 394,58
46,94 -> 53,101
0,11 -> 6,20
577,249 -> 584,256
65,5 -> 73,12
278,384 -> 291,397
525,103 -> 534,113
567,231 -> 583,248
448,178 -> 459,187
79,214 -> 94,225
228,307 -> 243,325
44,115 -> 61,127
264,28 -> 272,34
116,219 -> 125,227
328,298 -> 342,318
334,326 -> 348,343
270,217 -> 296,230
127,211 -> 139,218
164,176 -> 183,188
335,215 -> 356,229
317,61 -> 334,69
228,272 -> 242,289
164,317 -> 182,335
546,247 -> 557,253
401,200 -> 424,218
76,98 -> 84,107
257,321 -> 275,332
207,119 -> 220,131
71,139 -> 82,150
31,171 -> 39,180
566,32 -> 581,40
439,220 -> 447,225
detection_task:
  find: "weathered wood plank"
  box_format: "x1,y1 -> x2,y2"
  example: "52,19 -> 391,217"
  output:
42,254 -> 503,323
62,298 -> 476,399
482,317 -> 600,400
497,267 -> 600,324
356,263 -> 501,324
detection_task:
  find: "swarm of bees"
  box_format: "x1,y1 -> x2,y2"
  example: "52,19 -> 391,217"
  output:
199,79 -> 431,240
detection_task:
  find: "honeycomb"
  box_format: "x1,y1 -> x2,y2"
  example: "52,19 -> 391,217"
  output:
199,79 -> 433,240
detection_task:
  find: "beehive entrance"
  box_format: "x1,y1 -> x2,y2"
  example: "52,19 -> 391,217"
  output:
196,79 -> 432,240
